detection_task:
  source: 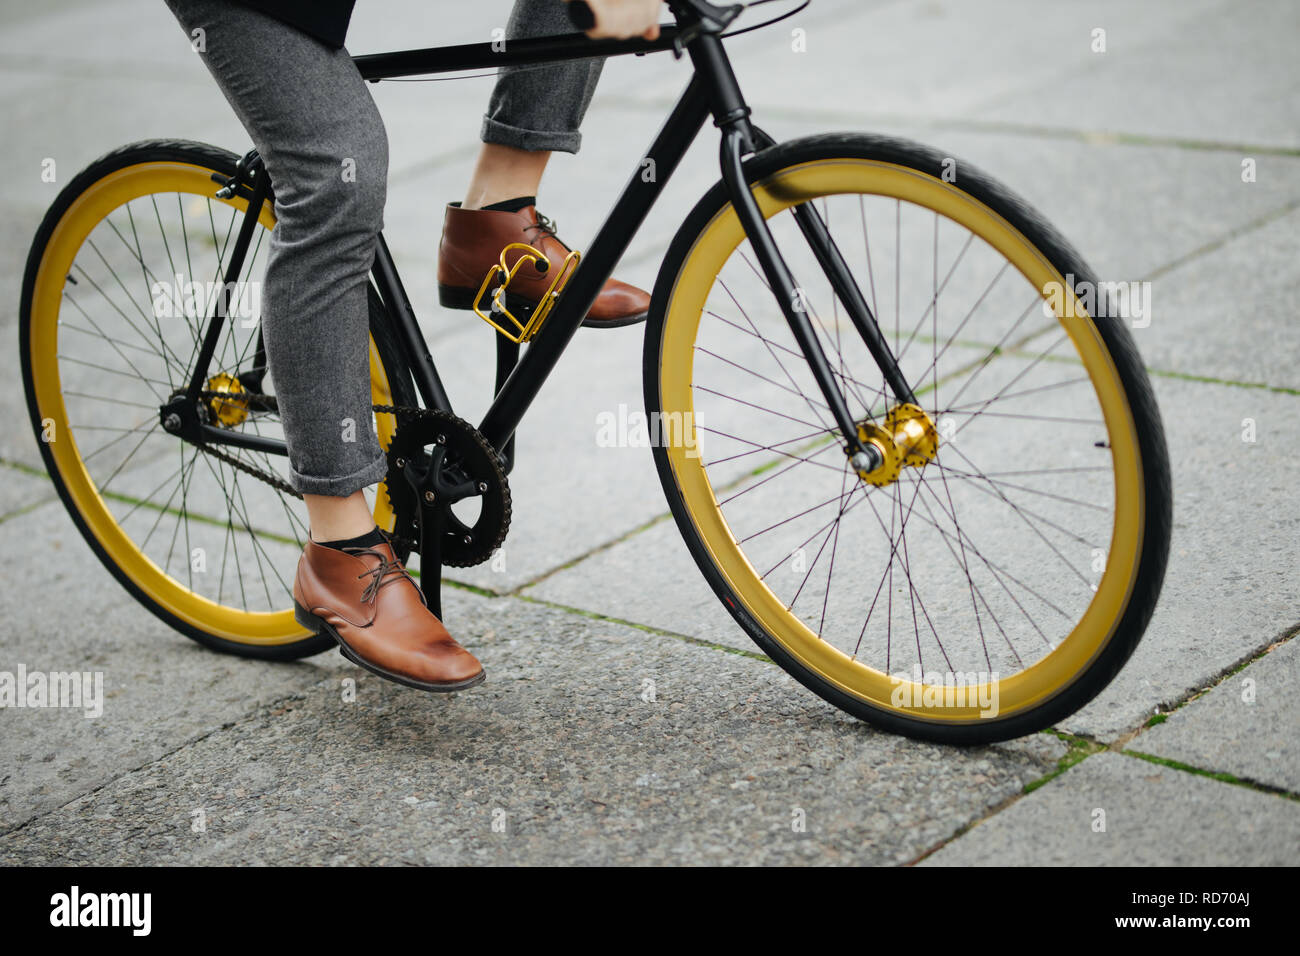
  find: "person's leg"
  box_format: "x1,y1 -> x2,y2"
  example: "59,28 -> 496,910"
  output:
164,0 -> 485,689
462,144 -> 551,212
440,0 -> 650,326
463,0 -> 607,208
164,0 -> 387,542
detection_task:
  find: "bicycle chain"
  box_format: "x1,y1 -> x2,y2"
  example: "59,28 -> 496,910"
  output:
192,400 -> 507,561
191,392 -> 419,496
198,441 -> 302,499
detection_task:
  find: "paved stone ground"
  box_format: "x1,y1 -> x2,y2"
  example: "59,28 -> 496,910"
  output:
1,0 -> 1297,865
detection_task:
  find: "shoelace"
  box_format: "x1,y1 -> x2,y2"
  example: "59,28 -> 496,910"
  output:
346,542 -> 418,605
524,211 -> 570,251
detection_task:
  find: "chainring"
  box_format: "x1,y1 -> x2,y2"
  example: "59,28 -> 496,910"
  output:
381,408 -> 510,568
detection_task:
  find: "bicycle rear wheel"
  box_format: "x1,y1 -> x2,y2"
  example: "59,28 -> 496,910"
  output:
645,133 -> 1171,743
20,140 -> 417,659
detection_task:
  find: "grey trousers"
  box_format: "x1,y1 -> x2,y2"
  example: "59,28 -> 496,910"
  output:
163,0 -> 603,495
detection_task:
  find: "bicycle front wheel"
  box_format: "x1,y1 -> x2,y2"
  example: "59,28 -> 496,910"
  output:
645,133 -> 1171,743
20,140 -> 417,660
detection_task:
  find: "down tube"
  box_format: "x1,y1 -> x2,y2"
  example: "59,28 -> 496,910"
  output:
477,77 -> 711,452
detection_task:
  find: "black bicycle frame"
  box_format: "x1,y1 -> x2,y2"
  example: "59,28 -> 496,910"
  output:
191,4 -> 913,471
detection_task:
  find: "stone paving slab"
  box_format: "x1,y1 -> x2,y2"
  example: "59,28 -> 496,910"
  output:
1135,637 -> 1300,795
1064,382 -> 1300,740
0,501 -> 344,830
977,0 -> 1300,151
0,465 -> 56,520
0,588 -> 1063,866
1137,208 -> 1300,391
920,751 -> 1300,866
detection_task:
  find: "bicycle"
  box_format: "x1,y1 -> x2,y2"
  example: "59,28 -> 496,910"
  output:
19,0 -> 1172,744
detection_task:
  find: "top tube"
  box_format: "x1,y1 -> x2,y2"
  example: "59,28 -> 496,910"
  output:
352,27 -> 684,81
351,0 -> 768,80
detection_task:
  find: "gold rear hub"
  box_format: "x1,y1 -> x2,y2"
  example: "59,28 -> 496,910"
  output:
854,403 -> 938,487
205,373 -> 250,428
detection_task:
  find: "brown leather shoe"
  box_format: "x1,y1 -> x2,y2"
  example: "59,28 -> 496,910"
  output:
293,534 -> 485,692
437,202 -> 650,328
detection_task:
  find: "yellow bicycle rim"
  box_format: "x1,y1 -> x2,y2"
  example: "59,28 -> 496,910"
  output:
28,160 -> 400,646
658,158 -> 1144,723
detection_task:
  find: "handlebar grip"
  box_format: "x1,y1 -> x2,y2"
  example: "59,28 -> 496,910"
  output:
566,1 -> 596,30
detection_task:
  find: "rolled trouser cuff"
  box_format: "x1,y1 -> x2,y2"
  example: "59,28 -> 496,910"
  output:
480,114 -> 583,154
291,448 -> 389,497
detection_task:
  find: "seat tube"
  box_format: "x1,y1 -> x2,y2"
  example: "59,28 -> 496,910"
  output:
186,158 -> 270,400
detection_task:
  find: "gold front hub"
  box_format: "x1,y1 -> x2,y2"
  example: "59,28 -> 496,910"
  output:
854,403 -> 938,486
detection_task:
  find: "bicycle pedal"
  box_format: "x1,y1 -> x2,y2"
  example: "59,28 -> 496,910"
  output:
457,241 -> 580,344
439,282 -> 538,322
436,283 -> 483,312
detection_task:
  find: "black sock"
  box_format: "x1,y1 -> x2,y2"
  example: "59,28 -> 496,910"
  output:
318,526 -> 387,552
480,195 -> 536,214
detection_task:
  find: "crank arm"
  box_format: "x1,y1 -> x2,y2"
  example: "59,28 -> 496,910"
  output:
402,447 -> 477,502
413,497 -> 444,619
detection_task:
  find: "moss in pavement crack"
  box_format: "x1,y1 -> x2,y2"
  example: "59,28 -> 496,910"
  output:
515,593 -> 773,661
1122,750 -> 1300,803
1022,730 -> 1105,794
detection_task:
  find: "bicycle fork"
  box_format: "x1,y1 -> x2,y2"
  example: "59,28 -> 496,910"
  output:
692,32 -> 918,477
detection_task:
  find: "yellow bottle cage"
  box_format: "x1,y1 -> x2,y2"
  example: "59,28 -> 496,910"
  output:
472,241 -> 582,343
